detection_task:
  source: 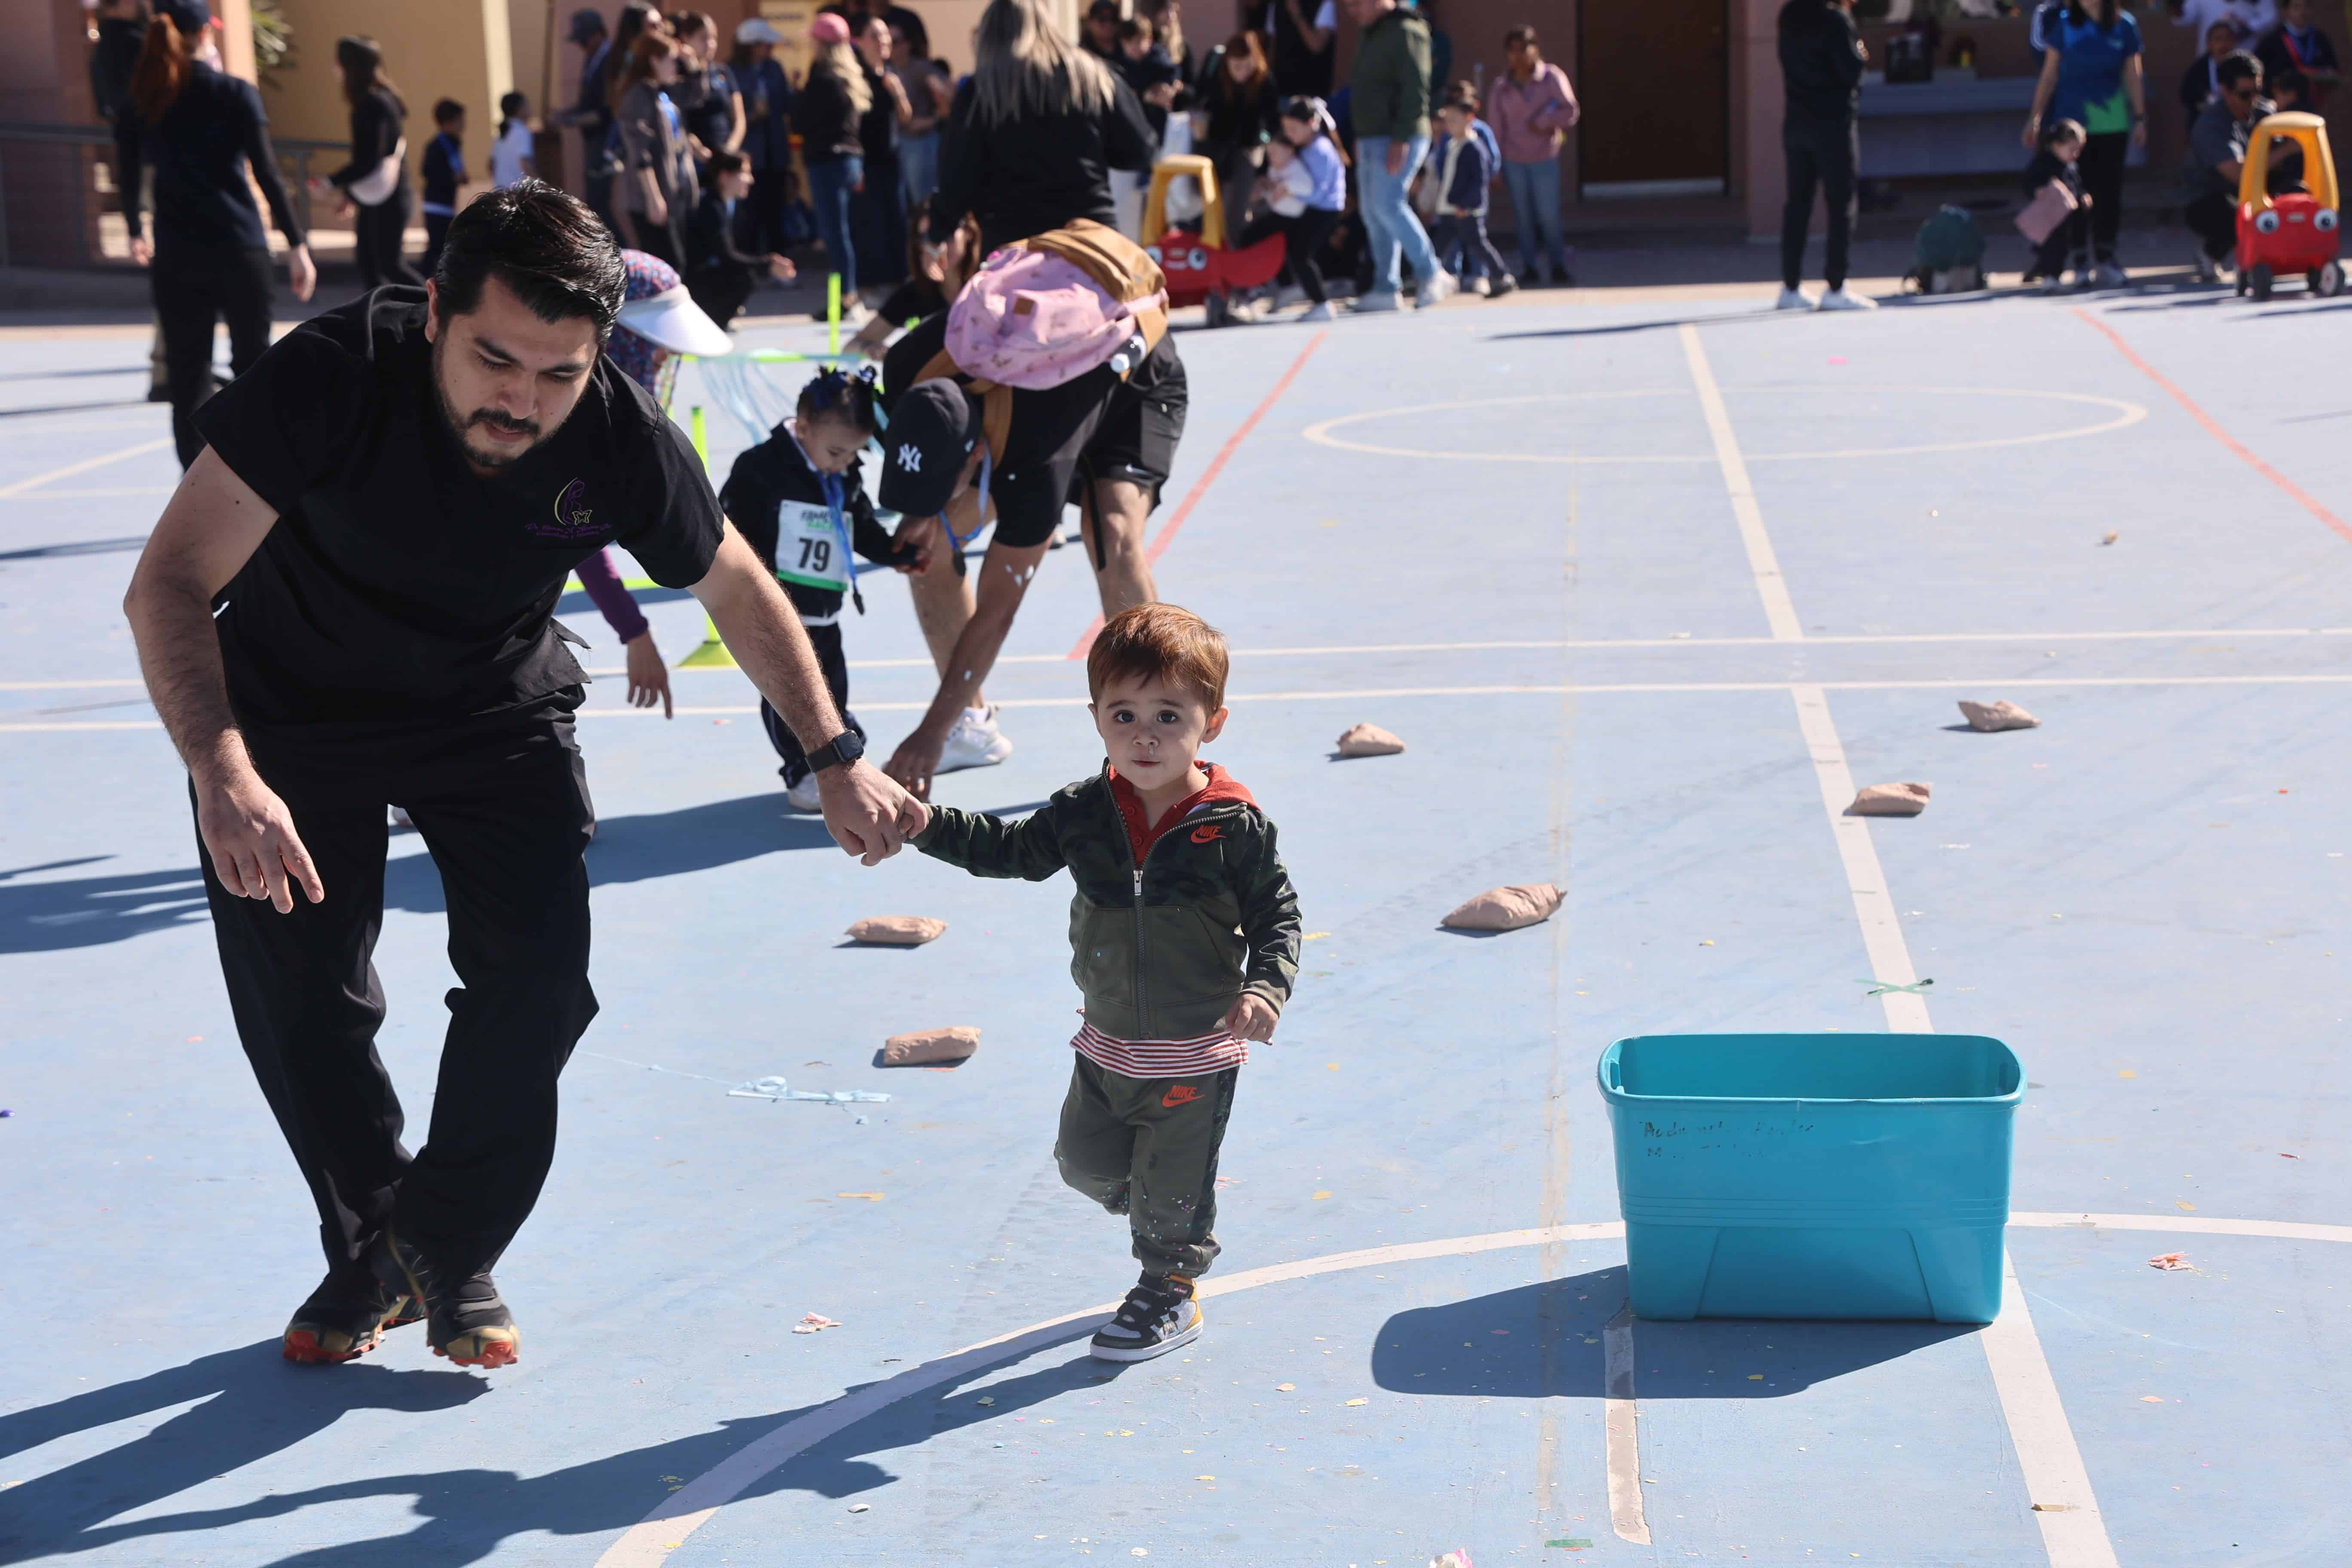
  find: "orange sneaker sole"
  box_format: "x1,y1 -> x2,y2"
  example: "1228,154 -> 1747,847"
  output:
282,1327 -> 379,1364
433,1331 -> 520,1369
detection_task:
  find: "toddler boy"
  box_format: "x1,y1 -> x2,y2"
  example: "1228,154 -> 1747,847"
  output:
913,604 -> 1302,1360
1431,95 -> 1514,295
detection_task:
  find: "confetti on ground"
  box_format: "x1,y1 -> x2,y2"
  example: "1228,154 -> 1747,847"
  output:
1547,1541 -> 1595,1550
2149,1253 -> 2190,1271
2177,1201 -> 2197,1211
1748,1374 -> 1764,1380
1344,1397 -> 1368,1406
1312,1191 -> 1332,1200
848,1502 -> 870,1512
1276,1383 -> 1295,1392
2282,1152 -> 2301,1158
790,1313 -> 844,1333
838,1192 -> 886,1201
977,1396 -> 996,1406
2140,1395 -> 2166,1403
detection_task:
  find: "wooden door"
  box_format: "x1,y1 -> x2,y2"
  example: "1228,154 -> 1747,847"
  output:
1577,0 -> 1730,196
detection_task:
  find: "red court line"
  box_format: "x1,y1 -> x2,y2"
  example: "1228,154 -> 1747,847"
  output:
1066,330 -> 1328,659
2074,306 -> 2352,545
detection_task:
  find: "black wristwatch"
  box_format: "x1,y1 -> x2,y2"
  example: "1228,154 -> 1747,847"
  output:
805,729 -> 866,774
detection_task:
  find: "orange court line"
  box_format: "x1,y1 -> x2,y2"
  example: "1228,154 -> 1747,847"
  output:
1065,330 -> 1328,660
2074,306 -> 2352,545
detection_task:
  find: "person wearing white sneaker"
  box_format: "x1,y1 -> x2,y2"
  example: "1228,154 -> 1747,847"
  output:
1777,0 -> 1868,314
1816,283 -> 1877,309
1775,285 -> 1816,309
877,304 -> 1191,798
1344,0 -> 1448,320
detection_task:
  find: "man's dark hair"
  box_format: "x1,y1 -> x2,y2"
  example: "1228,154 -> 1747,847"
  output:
708,147 -> 749,177
1118,16 -> 1151,43
432,178 -> 626,341
2218,50 -> 2264,92
1504,23 -> 1538,49
2274,66 -> 2311,102
433,97 -> 465,125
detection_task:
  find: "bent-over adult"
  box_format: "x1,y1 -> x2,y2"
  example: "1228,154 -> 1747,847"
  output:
875,262 -> 1189,796
928,0 -> 1158,256
122,181 -> 922,1373
2181,51 -> 2269,279
114,0 -> 317,469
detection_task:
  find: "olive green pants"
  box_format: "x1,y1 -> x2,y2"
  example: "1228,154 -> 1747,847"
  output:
1054,1056 -> 1238,1279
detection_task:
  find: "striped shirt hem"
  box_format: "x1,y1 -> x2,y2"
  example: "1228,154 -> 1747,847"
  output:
1072,1021 -> 1248,1078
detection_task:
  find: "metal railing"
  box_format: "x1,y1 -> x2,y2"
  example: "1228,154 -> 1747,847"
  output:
0,119 -> 345,271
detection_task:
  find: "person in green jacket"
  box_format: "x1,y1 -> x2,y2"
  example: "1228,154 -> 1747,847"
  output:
1344,0 -> 1456,310
914,603 -> 1302,1361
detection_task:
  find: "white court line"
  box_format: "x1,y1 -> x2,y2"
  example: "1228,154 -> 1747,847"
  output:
0,437 -> 174,499
1602,1305 -> 1651,1545
1791,685 -> 1932,1033
1983,1250 -> 2123,1566
14,627 -> 2349,694
22,671 -> 2352,732
1680,321 -> 2114,1568
1679,325 -> 1804,640
585,1211 -> 2346,1568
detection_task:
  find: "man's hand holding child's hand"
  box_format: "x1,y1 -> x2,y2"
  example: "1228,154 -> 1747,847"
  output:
1222,993 -> 1278,1042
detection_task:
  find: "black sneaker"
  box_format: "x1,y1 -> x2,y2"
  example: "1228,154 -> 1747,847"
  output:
1089,1273 -> 1202,1362
282,1261 -> 414,1364
373,1229 -> 521,1369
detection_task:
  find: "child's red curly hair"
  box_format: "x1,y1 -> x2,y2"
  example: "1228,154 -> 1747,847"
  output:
1086,603 -> 1229,713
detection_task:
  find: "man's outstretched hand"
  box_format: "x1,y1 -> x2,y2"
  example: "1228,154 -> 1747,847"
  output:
818,759 -> 930,864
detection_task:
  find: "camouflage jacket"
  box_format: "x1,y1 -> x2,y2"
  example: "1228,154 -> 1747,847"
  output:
915,764 -> 1302,1040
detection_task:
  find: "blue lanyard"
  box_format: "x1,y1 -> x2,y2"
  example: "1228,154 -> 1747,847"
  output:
943,446 -> 991,555
787,420 -> 867,611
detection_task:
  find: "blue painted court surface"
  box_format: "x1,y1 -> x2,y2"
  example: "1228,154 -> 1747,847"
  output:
3,284 -> 2349,1567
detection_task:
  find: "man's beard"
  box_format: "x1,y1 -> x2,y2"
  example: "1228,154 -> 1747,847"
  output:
432,337 -> 551,469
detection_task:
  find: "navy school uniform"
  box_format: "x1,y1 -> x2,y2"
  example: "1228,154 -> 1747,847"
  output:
719,425 -> 915,784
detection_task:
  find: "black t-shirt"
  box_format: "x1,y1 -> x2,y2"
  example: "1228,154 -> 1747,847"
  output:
196,288 -> 724,726
720,424 -> 909,623
881,311 -> 1146,548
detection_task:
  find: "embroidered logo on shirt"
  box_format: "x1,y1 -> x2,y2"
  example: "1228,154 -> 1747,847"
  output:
1189,825 -> 1224,844
532,478 -> 602,540
896,443 -> 922,472
1160,1084 -> 1203,1108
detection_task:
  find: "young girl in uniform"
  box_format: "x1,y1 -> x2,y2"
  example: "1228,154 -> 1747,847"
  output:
718,367 -> 916,808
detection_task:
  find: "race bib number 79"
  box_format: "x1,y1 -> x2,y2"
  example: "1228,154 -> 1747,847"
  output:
774,500 -> 850,591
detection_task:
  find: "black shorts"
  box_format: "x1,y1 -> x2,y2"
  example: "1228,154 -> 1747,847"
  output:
1068,334 -> 1188,514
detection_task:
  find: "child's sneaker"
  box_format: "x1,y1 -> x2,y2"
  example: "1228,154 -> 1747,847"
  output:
1469,274 -> 1491,297
937,704 -> 1013,772
1490,273 -> 1518,297
1089,1273 -> 1202,1362
1300,301 -> 1335,322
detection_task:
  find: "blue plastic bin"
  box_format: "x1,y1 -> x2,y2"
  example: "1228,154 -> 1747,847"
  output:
1597,1033 -> 2022,1324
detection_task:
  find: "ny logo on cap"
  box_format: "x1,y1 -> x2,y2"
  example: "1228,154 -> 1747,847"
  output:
897,443 -> 922,472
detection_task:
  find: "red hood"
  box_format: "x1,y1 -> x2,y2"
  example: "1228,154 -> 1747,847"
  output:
1106,762 -> 1256,864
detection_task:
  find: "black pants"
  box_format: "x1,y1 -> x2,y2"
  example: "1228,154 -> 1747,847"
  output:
623,205 -> 686,271
758,621 -> 863,786
687,264 -> 757,330
422,210 -> 454,281
851,157 -> 908,287
355,186 -> 425,288
150,245 -> 273,469
2077,131 -> 2128,261
198,702 -> 598,1282
1430,211 -> 1509,283
2184,192 -> 2236,261
1781,119 -> 1858,291
1235,208 -> 1341,303
749,163 -> 790,253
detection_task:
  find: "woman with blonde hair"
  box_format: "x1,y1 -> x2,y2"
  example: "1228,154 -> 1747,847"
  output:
616,29 -> 699,266
793,12 -> 873,322
928,0 -> 1158,253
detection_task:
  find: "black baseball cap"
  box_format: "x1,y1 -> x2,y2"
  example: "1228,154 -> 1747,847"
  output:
880,380 -> 982,518
156,0 -> 212,34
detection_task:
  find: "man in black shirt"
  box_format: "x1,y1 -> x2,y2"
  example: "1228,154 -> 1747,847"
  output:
122,182 -> 924,1372
873,312 -> 1188,796
1776,0 -> 1876,312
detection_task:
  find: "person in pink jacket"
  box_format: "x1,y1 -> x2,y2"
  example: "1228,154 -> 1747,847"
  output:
1487,24 -> 1577,285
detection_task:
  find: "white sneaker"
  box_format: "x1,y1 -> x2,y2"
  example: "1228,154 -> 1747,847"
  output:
1775,285 -> 1816,311
784,773 -> 824,813
2037,272 -> 2067,294
1470,274 -> 1492,297
1352,290 -> 1402,312
936,705 -> 1013,772
2072,264 -> 2098,291
1416,270 -> 1458,309
1816,286 -> 1878,311
1300,301 -> 1335,322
